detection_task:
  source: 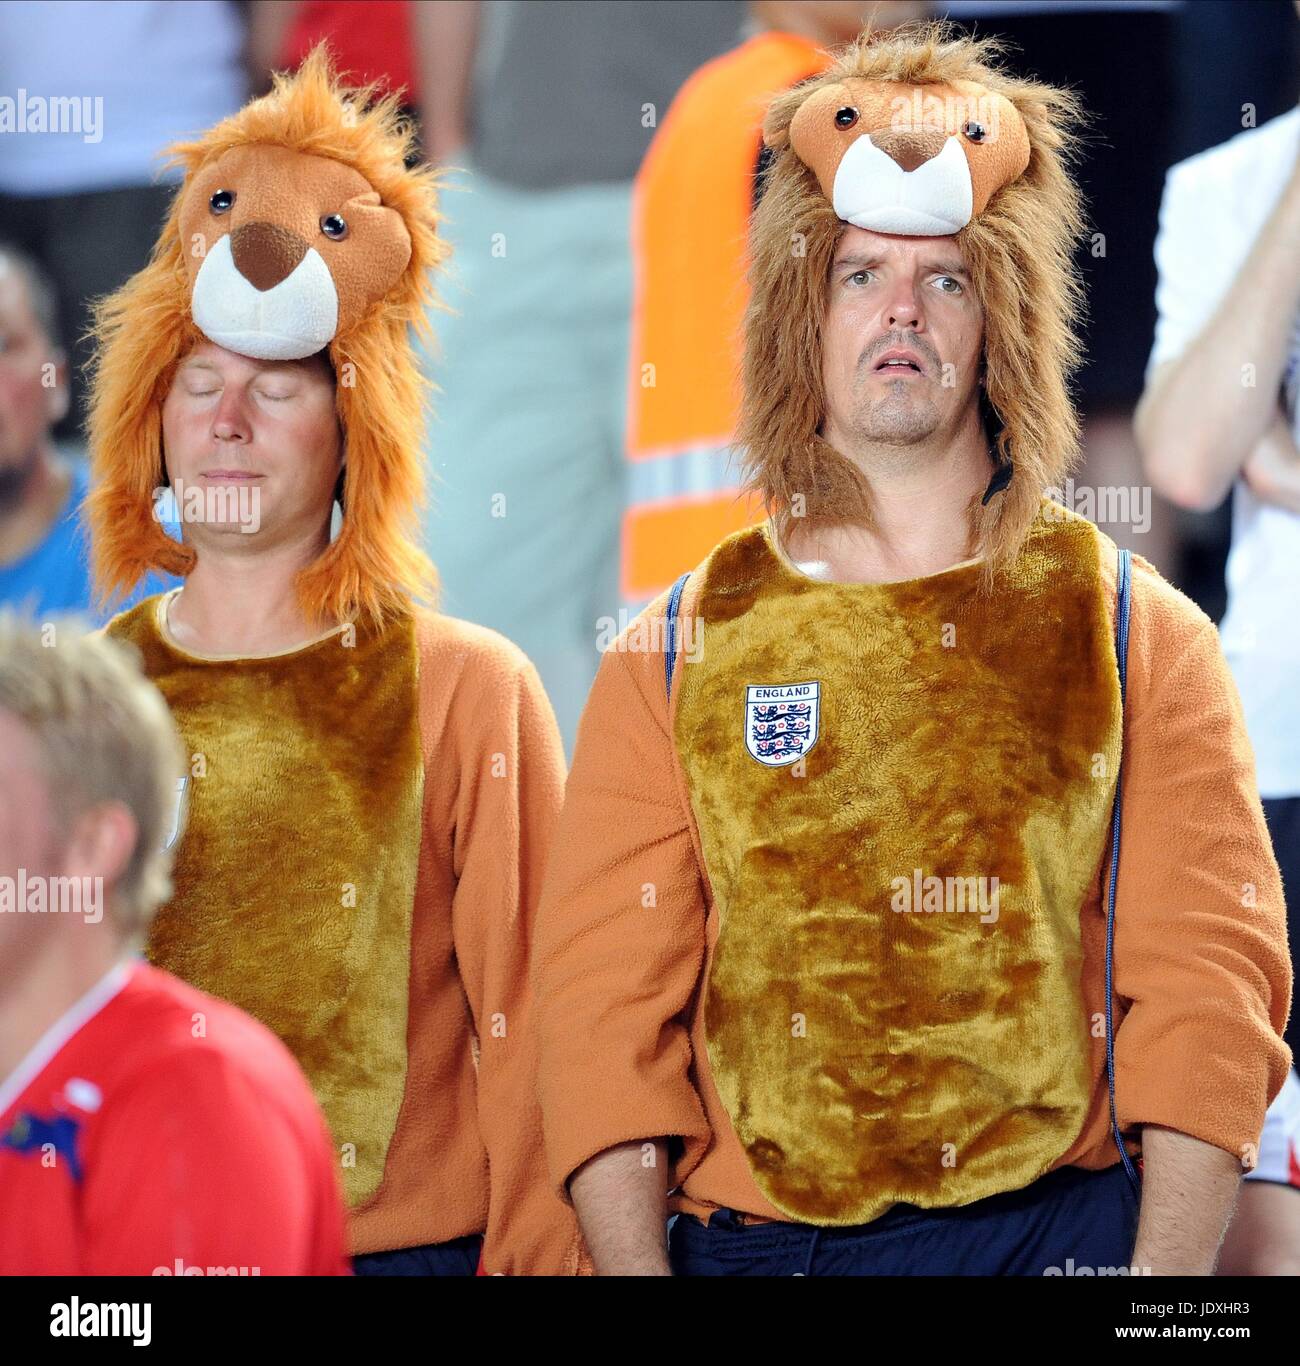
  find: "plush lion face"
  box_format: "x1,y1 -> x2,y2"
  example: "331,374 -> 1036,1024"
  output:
178,143 -> 413,360
787,77 -> 1030,235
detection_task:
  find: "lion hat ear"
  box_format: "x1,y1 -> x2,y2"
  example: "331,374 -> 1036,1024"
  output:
760,84 -> 813,154
86,43 -> 448,628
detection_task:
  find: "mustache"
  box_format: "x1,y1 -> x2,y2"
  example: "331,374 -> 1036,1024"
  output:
859,334 -> 942,371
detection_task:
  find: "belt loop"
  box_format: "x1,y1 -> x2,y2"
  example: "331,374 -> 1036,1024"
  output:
801,1227 -> 823,1276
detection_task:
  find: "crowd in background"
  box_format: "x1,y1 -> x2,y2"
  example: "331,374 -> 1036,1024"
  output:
0,0 -> 1297,742
1,0 -> 1299,1282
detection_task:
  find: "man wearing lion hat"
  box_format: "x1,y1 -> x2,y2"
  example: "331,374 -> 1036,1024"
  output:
534,23 -> 1292,1275
86,48 -> 583,1276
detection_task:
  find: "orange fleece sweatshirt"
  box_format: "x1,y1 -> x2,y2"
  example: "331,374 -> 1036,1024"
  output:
533,521 -> 1293,1226
372,610 -> 586,1268
106,597 -> 585,1272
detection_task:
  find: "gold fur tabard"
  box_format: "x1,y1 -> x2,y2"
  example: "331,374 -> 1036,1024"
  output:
675,505 -> 1121,1225
107,600 -> 424,1208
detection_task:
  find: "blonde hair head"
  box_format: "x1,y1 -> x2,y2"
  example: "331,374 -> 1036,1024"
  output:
0,613 -> 186,944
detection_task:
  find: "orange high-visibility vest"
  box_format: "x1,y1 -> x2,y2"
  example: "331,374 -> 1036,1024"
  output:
622,31 -> 829,603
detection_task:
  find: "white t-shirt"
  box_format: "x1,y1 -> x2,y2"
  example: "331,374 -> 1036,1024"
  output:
1148,106 -> 1300,798
0,1 -> 245,196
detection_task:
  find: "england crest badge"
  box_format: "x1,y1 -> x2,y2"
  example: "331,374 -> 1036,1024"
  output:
745,682 -> 821,767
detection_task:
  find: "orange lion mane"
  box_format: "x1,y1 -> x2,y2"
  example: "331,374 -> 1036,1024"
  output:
86,44 -> 448,628
740,20 -> 1089,583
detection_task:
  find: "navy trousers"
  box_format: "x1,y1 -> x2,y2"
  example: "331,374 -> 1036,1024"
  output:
351,1233 -> 482,1276
669,1163 -> 1140,1276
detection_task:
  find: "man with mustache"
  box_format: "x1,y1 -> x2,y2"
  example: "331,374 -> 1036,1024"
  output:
534,23 -> 1292,1276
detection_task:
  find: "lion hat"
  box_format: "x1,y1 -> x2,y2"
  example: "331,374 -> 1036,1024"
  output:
87,45 -> 447,627
739,21 -> 1088,577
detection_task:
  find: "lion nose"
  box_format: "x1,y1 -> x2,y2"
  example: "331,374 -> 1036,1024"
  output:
867,128 -> 950,173
229,221 -> 309,292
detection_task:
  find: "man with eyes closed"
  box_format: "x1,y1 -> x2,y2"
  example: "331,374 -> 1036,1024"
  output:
158,345 -> 346,652
95,338 -> 582,1276
89,51 -> 584,1276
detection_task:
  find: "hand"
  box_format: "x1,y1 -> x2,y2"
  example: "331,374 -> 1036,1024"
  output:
1241,410 -> 1300,514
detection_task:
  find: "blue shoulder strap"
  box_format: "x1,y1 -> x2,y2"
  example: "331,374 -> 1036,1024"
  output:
1105,545 -> 1141,1193
664,571 -> 691,702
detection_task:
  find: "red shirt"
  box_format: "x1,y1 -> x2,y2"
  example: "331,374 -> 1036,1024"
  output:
280,1 -> 418,106
0,961 -> 350,1276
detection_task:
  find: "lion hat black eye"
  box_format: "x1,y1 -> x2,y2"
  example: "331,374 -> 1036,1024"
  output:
834,106 -> 859,131
963,121 -> 986,143
320,213 -> 348,240
209,189 -> 235,214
